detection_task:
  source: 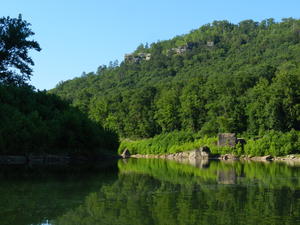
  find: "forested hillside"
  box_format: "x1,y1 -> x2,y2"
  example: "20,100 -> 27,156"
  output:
51,18 -> 300,139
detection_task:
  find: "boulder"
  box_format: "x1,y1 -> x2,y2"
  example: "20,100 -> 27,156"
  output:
121,149 -> 131,158
199,146 -> 211,158
262,155 -> 273,161
179,147 -> 211,160
221,154 -> 238,160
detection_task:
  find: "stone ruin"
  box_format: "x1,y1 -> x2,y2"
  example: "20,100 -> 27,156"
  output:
218,133 -> 237,147
218,133 -> 246,147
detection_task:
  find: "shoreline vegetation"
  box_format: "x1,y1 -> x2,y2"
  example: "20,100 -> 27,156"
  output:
118,130 -> 300,162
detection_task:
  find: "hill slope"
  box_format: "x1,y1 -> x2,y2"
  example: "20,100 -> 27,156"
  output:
50,18 -> 300,138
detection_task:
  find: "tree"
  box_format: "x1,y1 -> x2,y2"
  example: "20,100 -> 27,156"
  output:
155,88 -> 181,132
0,14 -> 41,85
180,80 -> 206,132
51,18 -> 300,138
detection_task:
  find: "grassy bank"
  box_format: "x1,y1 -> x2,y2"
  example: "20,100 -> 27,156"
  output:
118,130 -> 300,157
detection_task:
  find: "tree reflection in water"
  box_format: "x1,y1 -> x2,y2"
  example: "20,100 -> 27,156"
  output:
55,159 -> 300,225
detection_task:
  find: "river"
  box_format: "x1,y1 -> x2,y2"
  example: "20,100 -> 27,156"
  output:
0,159 -> 300,225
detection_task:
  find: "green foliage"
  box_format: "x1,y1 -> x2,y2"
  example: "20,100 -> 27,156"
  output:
118,131 -> 196,155
0,15 -> 119,156
0,85 -> 119,155
0,15 -> 41,85
119,130 -> 300,156
118,131 -> 233,155
51,18 -> 300,141
244,130 -> 300,156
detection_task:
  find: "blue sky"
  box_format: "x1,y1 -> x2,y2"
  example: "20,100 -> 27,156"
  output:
1,0 -> 300,90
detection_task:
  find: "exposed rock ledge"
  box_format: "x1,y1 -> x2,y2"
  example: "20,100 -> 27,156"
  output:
121,148 -> 300,164
124,146 -> 211,161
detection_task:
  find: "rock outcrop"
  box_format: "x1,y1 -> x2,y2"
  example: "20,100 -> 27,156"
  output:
131,146 -> 211,161
220,154 -> 238,160
262,155 -> 273,161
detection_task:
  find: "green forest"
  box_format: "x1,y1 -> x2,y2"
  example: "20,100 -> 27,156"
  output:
51,18 -> 300,155
0,15 -> 118,156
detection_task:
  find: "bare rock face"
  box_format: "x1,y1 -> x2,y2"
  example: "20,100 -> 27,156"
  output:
218,133 -> 237,147
121,149 -> 131,158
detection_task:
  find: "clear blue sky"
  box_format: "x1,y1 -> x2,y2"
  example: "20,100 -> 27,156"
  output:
1,0 -> 299,90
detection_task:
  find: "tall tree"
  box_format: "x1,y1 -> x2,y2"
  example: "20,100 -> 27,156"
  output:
0,14 -> 41,85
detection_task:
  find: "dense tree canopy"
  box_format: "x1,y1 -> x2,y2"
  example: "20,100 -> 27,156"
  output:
51,18 -> 300,138
0,15 -> 119,155
0,85 -> 119,155
0,14 -> 41,85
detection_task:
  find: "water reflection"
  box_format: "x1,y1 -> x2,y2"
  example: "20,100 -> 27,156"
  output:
0,164 -> 118,225
217,169 -> 237,184
55,159 -> 300,225
1,159 -> 300,225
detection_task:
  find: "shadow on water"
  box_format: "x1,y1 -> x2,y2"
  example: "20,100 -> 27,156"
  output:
0,161 -> 119,225
1,158 -> 300,225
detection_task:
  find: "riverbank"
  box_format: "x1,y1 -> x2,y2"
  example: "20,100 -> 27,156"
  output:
127,150 -> 300,164
0,153 -> 119,166
120,137 -> 300,165
119,130 -> 300,159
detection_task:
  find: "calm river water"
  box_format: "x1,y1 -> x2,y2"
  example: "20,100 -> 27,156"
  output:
0,159 -> 300,225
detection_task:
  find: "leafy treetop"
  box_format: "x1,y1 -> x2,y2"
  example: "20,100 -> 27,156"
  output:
0,14 -> 41,85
